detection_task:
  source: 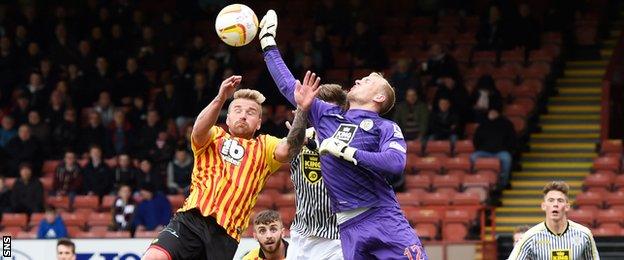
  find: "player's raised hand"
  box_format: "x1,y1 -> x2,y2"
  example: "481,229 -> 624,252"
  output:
294,71 -> 321,112
259,10 -> 277,50
218,75 -> 242,98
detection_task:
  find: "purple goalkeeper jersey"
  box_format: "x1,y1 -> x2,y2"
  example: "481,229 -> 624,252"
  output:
264,47 -> 407,213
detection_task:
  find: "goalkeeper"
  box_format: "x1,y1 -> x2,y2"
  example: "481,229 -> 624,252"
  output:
259,10 -> 428,260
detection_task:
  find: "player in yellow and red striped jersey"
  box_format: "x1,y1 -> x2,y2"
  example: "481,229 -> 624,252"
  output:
143,74 -> 320,260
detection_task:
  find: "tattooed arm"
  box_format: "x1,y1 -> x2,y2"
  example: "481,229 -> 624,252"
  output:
273,72 -> 321,162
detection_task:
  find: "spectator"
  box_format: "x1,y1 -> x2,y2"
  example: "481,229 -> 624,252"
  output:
44,90 -> 66,130
350,20 -> 385,68
294,40 -> 323,75
27,110 -> 50,144
75,40 -> 95,72
37,207 -> 68,239
114,153 -> 139,190
52,151 -> 82,198
188,36 -> 208,66
88,57 -> 114,105
126,96 -> 147,132
137,109 -> 164,154
107,109 -> 134,155
205,56 -> 223,90
0,176 -> 11,213
476,5 -> 510,51
167,148 -> 192,195
189,73 -> 215,115
10,163 -> 44,214
136,158 -> 163,193
51,108 -> 79,158
259,104 -> 277,136
114,57 -> 149,101
66,64 -> 89,109
11,95 -> 31,126
422,43 -> 460,85
83,145 -> 113,197
93,91 -> 115,126
0,115 -> 16,147
426,96 -> 459,143
6,124 -> 42,177
390,58 -> 418,99
471,75 -> 503,124
56,238 -> 76,260
154,81 -> 182,122
20,42 -> 43,76
112,184 -> 135,231
131,184 -> 171,232
393,88 -> 429,141
471,109 -> 516,190
513,3 -> 540,51
171,55 -> 194,99
434,74 -> 471,131
39,58 -> 58,90
21,71 -> 48,111
49,24 -> 75,67
79,111 -> 108,155
312,25 -> 334,69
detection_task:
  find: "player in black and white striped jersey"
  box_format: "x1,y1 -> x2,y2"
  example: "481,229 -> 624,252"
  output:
286,84 -> 346,260
508,181 -> 599,260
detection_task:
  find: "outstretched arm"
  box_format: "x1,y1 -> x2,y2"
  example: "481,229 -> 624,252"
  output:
274,73 -> 321,162
191,75 -> 241,148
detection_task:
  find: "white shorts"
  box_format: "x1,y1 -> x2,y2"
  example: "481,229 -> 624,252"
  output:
287,229 -> 344,260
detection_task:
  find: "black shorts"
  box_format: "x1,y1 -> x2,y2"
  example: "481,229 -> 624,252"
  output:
149,209 -> 238,260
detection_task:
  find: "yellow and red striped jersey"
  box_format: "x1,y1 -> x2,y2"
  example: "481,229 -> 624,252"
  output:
179,126 -> 283,241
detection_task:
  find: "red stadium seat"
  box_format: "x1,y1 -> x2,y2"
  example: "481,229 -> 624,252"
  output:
568,208 -> 596,227
405,208 -> 441,226
264,173 -> 286,192
1,213 -> 28,228
255,191 -> 277,209
397,192 -> 421,207
67,226 -> 83,237
592,225 -> 622,236
87,212 -> 113,228
100,195 -> 116,211
444,157 -> 471,176
508,117 -> 526,135
167,195 -> 186,211
432,174 -> 462,192
472,51 -> 497,65
40,177 -> 53,191
495,79 -> 515,99
500,49 -> 525,65
443,223 -> 468,241
493,67 -> 518,81
46,195 -> 70,210
596,209 -> 624,226
542,32 -> 563,45
464,123 -> 479,140
29,213 -> 45,227
414,225 -> 437,240
60,212 -> 87,228
75,230 -> 106,238
454,140 -> 475,158
104,231 -> 131,238
404,174 -> 431,192
3,177 -> 15,189
605,191 -> 624,210
455,32 -> 477,48
615,175 -> 624,191
16,229 -> 37,239
414,157 -> 442,177
275,193 -> 296,208
135,230 -> 161,238
421,192 -> 450,206
452,192 -> 481,206
504,104 -> 529,119
406,140 -> 423,155
600,139 -> 622,157
575,191 -> 604,210
1,227 -> 23,237
42,160 -> 60,176
73,195 -> 99,211
474,158 -> 501,174
528,49 -> 555,64
593,157 -> 621,172
583,172 -> 614,193
425,140 -> 451,158
278,207 -> 296,227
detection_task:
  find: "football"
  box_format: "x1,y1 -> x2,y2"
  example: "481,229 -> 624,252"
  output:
215,4 -> 258,47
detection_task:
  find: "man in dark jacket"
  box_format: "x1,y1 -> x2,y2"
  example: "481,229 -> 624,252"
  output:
393,88 -> 429,141
10,163 -> 44,214
5,124 -> 42,177
83,145 -> 113,197
471,109 -> 516,189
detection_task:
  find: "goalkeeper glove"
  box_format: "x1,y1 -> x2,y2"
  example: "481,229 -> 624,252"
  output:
319,138 -> 358,165
259,10 -> 278,50
304,127 -> 318,151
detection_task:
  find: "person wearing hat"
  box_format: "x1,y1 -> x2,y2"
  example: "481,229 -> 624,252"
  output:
131,183 -> 171,233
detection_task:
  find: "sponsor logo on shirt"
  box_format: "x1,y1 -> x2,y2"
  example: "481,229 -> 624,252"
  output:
301,152 -> 322,184
332,124 -> 358,144
220,139 -> 245,165
551,249 -> 570,260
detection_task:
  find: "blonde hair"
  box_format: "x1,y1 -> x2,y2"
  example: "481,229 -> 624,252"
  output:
233,89 -> 266,104
318,84 -> 347,107
371,72 -> 396,115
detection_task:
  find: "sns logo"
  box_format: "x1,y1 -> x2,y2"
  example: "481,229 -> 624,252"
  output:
221,139 -> 245,165
332,124 -> 358,144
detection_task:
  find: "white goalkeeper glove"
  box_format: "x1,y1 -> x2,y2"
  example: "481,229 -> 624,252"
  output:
259,10 -> 278,50
304,127 -> 318,151
319,138 -> 358,165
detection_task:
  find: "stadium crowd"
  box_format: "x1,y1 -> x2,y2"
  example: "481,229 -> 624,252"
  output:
0,0 -> 599,238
